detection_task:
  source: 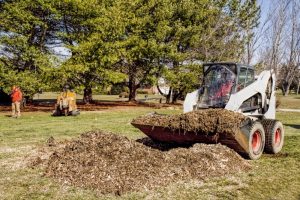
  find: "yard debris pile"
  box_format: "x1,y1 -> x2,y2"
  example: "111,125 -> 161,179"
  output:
27,138 -> 67,169
45,131 -> 250,195
132,109 -> 248,136
46,136 -> 56,147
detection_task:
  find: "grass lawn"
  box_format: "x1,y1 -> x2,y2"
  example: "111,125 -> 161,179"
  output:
0,108 -> 299,200
277,93 -> 300,109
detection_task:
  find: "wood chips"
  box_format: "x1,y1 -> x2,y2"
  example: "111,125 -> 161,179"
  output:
44,131 -> 250,195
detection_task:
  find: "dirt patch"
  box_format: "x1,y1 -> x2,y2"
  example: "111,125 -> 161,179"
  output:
43,131 -> 250,195
132,109 -> 247,136
0,145 -> 42,171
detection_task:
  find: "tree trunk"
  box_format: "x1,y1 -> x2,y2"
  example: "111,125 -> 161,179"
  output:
283,87 -> 289,96
157,85 -> 172,104
281,83 -> 286,96
128,84 -> 137,102
283,80 -> 294,96
297,80 -> 300,95
128,74 -> 137,102
156,85 -> 170,103
83,87 -> 93,104
165,88 -> 172,104
281,81 -> 289,96
171,90 -> 181,104
23,96 -> 32,107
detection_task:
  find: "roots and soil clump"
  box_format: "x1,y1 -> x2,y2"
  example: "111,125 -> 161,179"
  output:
42,131 -> 250,195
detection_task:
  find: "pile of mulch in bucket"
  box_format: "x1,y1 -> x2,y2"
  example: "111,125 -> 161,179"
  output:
44,131 -> 250,195
132,109 -> 248,136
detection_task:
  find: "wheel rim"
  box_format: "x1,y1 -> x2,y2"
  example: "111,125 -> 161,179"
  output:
275,128 -> 281,146
252,130 -> 262,154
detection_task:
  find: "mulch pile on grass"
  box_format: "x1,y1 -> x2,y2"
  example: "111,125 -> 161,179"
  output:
132,109 -> 248,136
44,131 -> 250,195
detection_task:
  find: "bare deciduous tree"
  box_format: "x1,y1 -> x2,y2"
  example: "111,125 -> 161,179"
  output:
255,0 -> 300,95
280,0 -> 300,95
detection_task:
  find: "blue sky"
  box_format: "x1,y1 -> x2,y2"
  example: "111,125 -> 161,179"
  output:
250,0 -> 272,64
258,0 -> 271,24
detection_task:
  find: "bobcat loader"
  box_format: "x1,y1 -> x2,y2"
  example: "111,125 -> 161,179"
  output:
132,62 -> 284,160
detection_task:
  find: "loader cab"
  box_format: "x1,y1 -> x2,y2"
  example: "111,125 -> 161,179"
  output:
199,63 -> 237,108
198,63 -> 255,109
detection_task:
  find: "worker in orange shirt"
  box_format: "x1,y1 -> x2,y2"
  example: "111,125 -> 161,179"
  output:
10,86 -> 23,118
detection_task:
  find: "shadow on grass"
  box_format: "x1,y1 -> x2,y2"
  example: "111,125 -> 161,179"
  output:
136,137 -> 192,151
284,124 -> 300,129
263,152 -> 290,158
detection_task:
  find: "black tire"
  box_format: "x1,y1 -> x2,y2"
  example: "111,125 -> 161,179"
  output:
261,119 -> 284,154
247,121 -> 265,160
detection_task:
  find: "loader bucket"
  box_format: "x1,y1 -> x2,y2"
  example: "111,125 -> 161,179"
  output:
131,122 -> 251,156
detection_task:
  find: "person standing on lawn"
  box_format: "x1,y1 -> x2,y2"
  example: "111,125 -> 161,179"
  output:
10,85 -> 23,118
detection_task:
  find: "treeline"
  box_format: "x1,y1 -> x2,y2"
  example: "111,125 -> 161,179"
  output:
0,0 -> 259,103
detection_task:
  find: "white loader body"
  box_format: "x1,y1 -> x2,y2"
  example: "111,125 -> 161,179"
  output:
184,70 -> 276,120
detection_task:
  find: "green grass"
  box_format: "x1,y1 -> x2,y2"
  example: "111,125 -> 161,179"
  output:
277,94 -> 300,109
0,108 -> 299,200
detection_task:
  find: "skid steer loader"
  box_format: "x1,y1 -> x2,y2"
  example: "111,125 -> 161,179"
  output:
132,62 -> 284,160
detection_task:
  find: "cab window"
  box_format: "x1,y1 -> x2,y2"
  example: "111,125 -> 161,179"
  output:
237,68 -> 255,91
237,68 -> 247,91
247,69 -> 255,85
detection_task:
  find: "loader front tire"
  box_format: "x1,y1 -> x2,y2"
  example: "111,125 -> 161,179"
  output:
248,122 -> 265,160
262,120 -> 284,154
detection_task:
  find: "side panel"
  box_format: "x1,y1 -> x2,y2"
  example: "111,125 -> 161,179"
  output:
264,73 -> 276,119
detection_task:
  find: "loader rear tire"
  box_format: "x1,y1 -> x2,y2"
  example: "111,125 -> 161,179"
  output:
262,120 -> 284,154
247,122 -> 265,160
